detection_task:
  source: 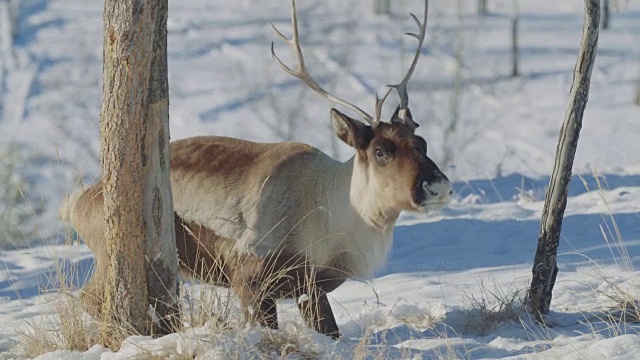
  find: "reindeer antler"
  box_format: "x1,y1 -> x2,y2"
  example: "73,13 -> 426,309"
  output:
389,0 -> 428,130
271,0 -> 379,126
271,0 -> 429,129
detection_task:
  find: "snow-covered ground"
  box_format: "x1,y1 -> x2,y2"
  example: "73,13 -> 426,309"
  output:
1,0 -> 639,358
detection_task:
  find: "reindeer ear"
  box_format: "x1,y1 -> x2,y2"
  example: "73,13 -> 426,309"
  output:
391,106 -> 419,131
331,109 -> 373,150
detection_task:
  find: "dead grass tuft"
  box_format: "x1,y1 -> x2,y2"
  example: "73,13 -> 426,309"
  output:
461,279 -> 524,336
16,272 -> 100,357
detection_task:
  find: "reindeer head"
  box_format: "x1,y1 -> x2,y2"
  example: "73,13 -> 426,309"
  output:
272,0 -> 451,215
331,107 -> 451,214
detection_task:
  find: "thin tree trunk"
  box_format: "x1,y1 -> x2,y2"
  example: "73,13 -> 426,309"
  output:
442,0 -> 464,168
0,0 -> 15,71
478,0 -> 488,15
510,1 -> 519,77
374,0 -> 390,15
524,0 -> 600,321
602,0 -> 609,29
99,0 -> 178,345
635,59 -> 640,106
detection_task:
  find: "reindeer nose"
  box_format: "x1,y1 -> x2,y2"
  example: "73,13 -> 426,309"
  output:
423,180 -> 453,201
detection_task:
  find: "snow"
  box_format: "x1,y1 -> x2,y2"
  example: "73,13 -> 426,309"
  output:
1,0 -> 640,358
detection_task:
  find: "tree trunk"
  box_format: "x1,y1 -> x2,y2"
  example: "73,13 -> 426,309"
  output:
602,0 -> 609,29
478,0 -> 488,15
524,0 -> 599,321
144,0 -> 179,337
510,1 -> 519,77
635,76 -> 640,106
442,0 -> 464,168
99,0 -> 178,345
373,0 -> 390,15
0,0 -> 15,71
635,59 -> 640,106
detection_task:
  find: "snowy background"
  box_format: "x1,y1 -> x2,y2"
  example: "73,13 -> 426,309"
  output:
1,0 -> 640,358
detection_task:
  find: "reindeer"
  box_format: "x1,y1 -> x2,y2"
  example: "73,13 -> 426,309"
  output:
60,0 -> 451,339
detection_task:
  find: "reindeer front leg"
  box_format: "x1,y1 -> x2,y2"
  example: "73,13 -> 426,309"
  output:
297,285 -> 340,339
231,254 -> 280,330
256,296 -> 278,329
233,277 -> 279,329
287,263 -> 343,339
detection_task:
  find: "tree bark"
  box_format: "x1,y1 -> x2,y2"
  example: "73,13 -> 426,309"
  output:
99,0 -> 178,344
144,0 -> 179,337
524,0 -> 599,321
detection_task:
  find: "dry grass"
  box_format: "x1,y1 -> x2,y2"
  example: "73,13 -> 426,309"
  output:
16,293 -> 99,358
14,239 -> 101,358
351,324 -> 385,360
576,263 -> 640,337
177,243 -> 241,334
254,329 -> 322,359
180,281 -> 240,331
570,171 -> 640,337
461,279 -> 524,336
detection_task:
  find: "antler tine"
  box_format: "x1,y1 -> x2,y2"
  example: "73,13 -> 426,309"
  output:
374,87 -> 393,123
389,0 -> 429,123
271,0 -> 376,126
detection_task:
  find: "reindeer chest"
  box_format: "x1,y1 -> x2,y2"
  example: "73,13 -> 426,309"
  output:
298,219 -> 394,279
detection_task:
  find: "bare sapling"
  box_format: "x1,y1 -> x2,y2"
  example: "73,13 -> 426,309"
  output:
524,0 -> 600,320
